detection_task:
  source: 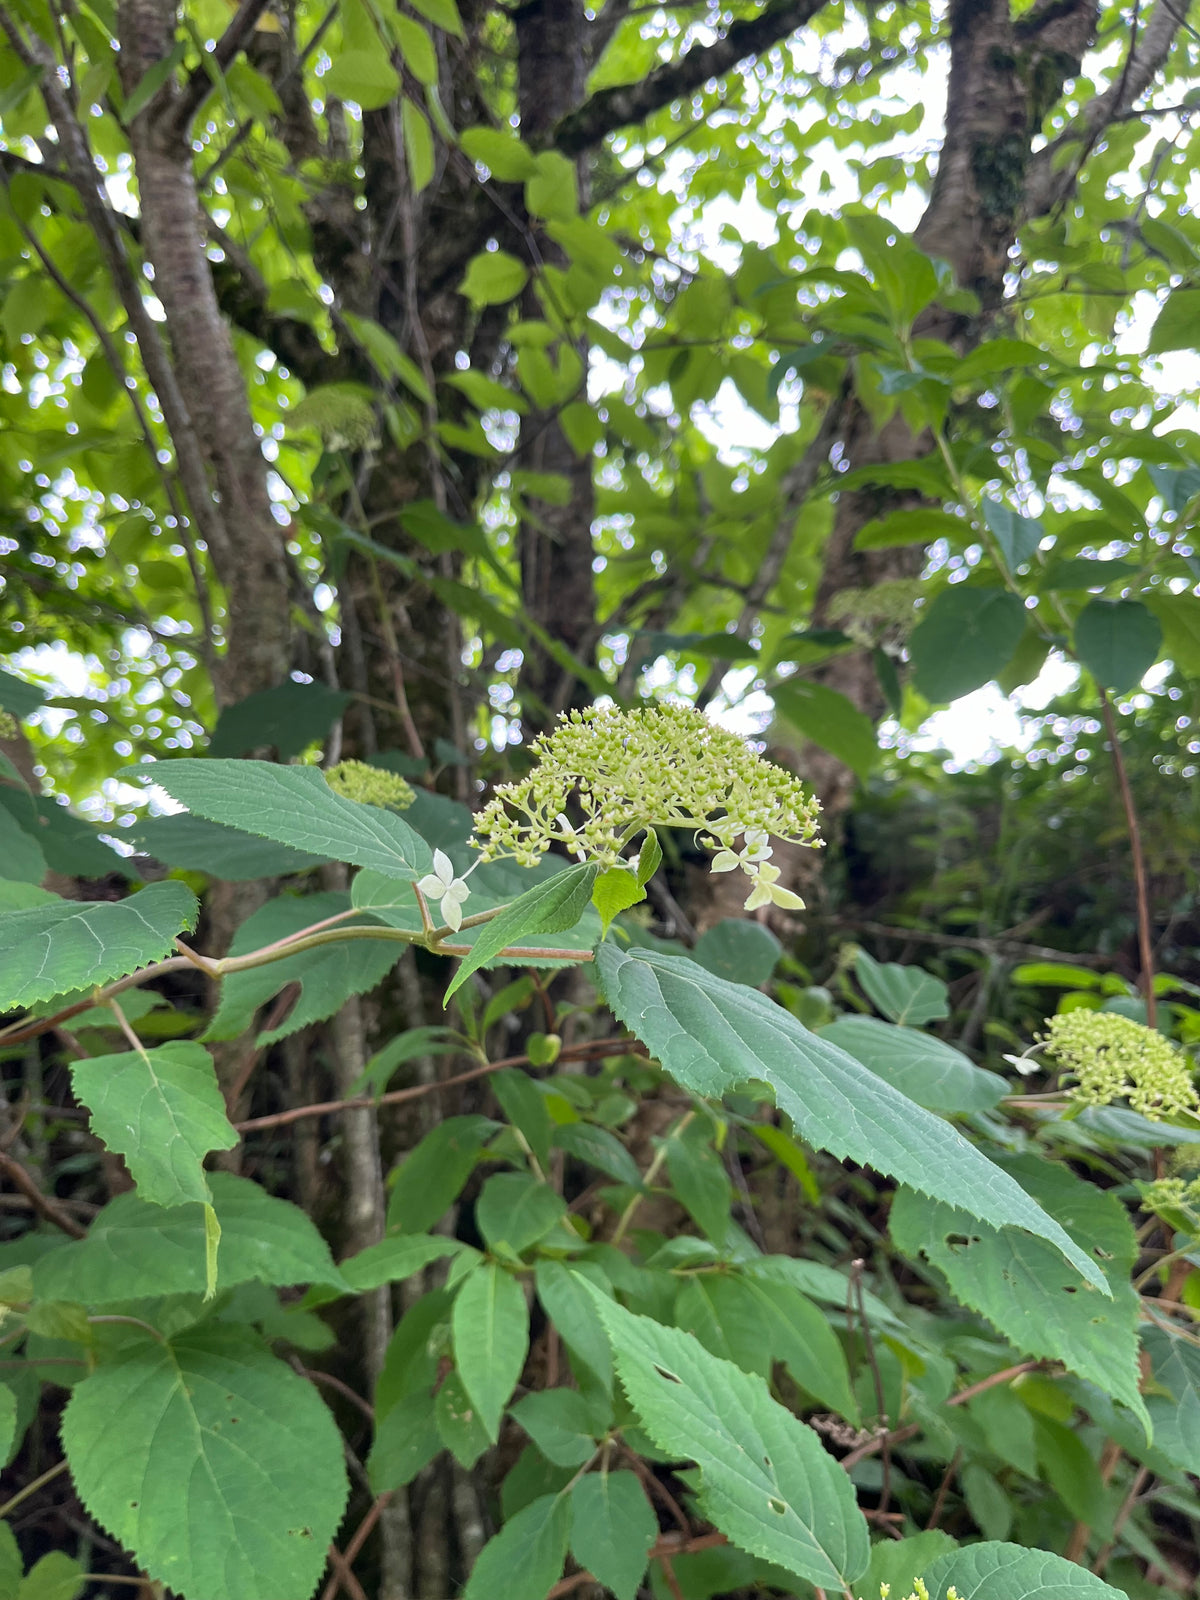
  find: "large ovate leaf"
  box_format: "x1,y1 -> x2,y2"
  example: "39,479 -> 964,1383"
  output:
820,1016 -> 1007,1113
0,881 -> 198,1010
889,1154 -> 1145,1427
594,944 -> 1106,1291
33,1174 -> 348,1303
70,1041 -> 236,1208
452,1260 -> 529,1441
908,587 -> 1026,703
61,1324 -> 349,1600
922,1541 -> 1126,1600
205,891 -> 404,1045
126,760 -> 432,881
691,919 -> 782,987
444,861 -> 599,1000
586,1284 -> 869,1589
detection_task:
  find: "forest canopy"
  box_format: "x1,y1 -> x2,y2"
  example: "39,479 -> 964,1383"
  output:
1,0 -> 1200,1598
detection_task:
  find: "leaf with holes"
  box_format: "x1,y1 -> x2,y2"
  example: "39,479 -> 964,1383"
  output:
584,1283 -> 869,1588
595,944 -> 1107,1292
890,1154 -> 1145,1428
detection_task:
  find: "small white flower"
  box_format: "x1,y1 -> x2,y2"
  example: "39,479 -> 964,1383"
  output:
710,828 -> 774,876
417,848 -> 471,932
743,860 -> 805,913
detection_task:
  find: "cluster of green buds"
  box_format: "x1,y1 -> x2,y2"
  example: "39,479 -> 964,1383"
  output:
1039,1010 -> 1199,1121
325,759 -> 416,812
471,703 -> 822,912
1141,1173 -> 1200,1216
880,1580 -> 959,1600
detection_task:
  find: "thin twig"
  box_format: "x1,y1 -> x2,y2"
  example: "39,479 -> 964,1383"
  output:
927,1448 -> 962,1530
317,1494 -> 392,1600
0,1151 -> 87,1239
1099,691 -> 1157,1027
0,1459 -> 69,1519
840,1361 -> 1044,1468
236,1039 -> 642,1134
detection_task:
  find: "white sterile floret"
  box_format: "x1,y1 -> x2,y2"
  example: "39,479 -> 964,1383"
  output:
417,848 -> 472,932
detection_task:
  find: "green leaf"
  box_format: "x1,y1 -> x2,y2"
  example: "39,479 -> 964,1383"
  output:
852,1532 -> 959,1600
512,1388 -> 597,1466
350,1025 -> 460,1097
1042,558 -> 1139,591
592,866 -> 646,935
452,1261 -> 529,1440
0,668 -> 47,717
535,1258 -> 612,1392
61,1323 -> 349,1600
394,14 -> 436,83
1011,962 -> 1102,989
0,1522 -> 18,1595
462,1491 -> 571,1600
402,99 -> 435,192
16,1554 -> 84,1600
981,497 -> 1044,569
459,249 -> 529,308
34,1173 -> 347,1303
408,0 -> 464,36
208,681 -> 352,760
340,1233 -> 465,1293
922,1541 -> 1126,1600
1141,1324 -> 1200,1473
666,1126 -> 731,1244
773,681 -> 878,782
551,1123 -> 641,1187
854,509 -> 970,551
1146,288 -> 1200,355
492,1068 -> 553,1168
125,760 -> 432,882
570,1471 -> 657,1600
820,1017 -> 1007,1113
460,124 -> 538,179
0,881 -> 198,1010
321,49 -> 399,109
122,37 -> 186,121
368,1389 -> 441,1491
1074,599 -> 1162,693
526,150 -> 578,221
205,891 -> 403,1046
736,1275 -> 860,1421
594,944 -> 1107,1291
444,862 -> 598,1001
436,1369 -> 492,1467
0,1383 -> 14,1465
387,1114 -> 496,1232
908,587 -> 1026,702
854,949 -> 949,1024
585,1285 -> 870,1587
889,1153 -> 1146,1428
130,811 -> 328,880
70,1041 -> 236,1208
476,1172 -> 566,1255
691,920 -> 781,988
0,805 -> 45,886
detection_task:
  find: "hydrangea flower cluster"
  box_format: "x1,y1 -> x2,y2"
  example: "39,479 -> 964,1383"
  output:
1141,1174 -> 1200,1215
1039,1010 -> 1199,1121
325,759 -> 416,812
471,703 -> 822,912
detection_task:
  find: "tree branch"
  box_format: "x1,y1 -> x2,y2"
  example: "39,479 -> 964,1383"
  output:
554,0 -> 829,156
1025,0 -> 1190,217
168,0 -> 274,138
